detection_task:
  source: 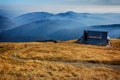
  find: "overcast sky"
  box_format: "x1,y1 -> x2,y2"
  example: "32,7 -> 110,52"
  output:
0,0 -> 120,13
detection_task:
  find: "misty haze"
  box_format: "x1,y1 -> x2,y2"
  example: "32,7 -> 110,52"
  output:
0,10 -> 120,42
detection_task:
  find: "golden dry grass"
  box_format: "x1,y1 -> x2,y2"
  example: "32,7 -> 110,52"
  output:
0,39 -> 120,80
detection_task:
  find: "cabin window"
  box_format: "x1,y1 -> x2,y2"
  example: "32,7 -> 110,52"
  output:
88,36 -> 102,39
88,33 -> 102,39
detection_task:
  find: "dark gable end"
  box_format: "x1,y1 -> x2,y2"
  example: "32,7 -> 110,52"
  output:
77,30 -> 108,46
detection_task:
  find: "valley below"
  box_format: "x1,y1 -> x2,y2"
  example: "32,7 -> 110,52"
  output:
1,11 -> 120,42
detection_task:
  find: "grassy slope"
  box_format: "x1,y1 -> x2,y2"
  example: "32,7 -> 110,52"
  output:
0,39 -> 120,80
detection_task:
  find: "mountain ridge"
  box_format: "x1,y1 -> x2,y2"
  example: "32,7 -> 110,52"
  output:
0,23 -> 120,42
0,10 -> 120,41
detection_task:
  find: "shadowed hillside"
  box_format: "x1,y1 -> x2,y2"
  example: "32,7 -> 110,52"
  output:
0,39 -> 120,80
0,11 -> 120,42
0,16 -> 14,32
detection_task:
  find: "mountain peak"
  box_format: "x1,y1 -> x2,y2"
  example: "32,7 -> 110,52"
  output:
57,11 -> 78,17
66,11 -> 76,14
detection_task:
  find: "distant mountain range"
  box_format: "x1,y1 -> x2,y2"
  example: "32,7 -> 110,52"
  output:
90,24 -> 120,38
0,10 -> 18,19
0,10 -> 120,41
0,16 -> 14,32
14,11 -> 120,27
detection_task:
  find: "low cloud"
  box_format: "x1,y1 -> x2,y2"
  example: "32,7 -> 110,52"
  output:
65,0 -> 120,5
2,4 -> 120,13
0,0 -> 120,13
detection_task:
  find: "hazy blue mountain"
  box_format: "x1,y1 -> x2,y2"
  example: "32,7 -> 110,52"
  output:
0,10 -> 18,19
57,12 -> 120,26
0,16 -> 14,32
0,19 -> 84,41
0,11 -> 120,41
49,29 -> 83,40
13,11 -> 120,27
49,24 -> 120,40
14,12 -> 54,26
0,22 -> 120,41
90,24 -> 120,38
57,11 -> 81,18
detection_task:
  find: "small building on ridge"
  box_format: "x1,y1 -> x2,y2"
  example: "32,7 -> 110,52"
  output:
77,30 -> 109,46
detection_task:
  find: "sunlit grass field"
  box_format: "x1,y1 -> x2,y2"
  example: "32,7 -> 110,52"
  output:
0,39 -> 120,80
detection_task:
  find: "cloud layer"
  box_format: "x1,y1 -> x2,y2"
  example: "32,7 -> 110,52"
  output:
0,0 -> 120,13
65,0 -> 120,5
1,0 -> 120,5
